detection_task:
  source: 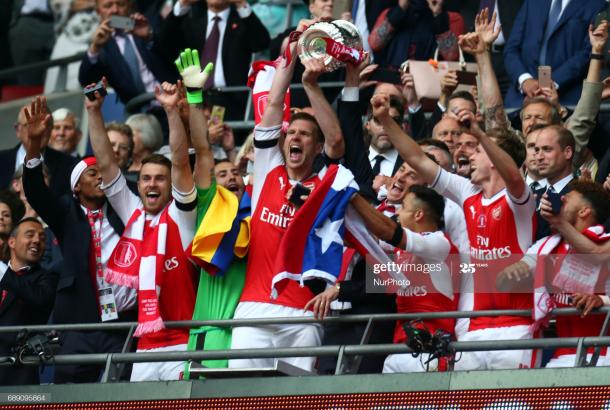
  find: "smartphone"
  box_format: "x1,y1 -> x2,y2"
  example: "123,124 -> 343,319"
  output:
83,81 -> 107,101
456,71 -> 477,86
547,188 -> 562,214
595,10 -> 608,28
289,183 -> 311,207
211,105 -> 225,125
538,66 -> 552,89
109,15 -> 135,31
369,68 -> 402,85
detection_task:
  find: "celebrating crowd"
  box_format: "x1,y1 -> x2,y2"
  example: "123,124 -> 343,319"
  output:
3,0 -> 610,386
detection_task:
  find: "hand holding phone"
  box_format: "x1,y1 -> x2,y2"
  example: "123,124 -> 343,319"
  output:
538,66 -> 552,89
109,15 -> 135,32
83,81 -> 107,101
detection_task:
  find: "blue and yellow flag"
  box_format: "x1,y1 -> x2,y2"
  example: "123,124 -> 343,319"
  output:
190,186 -> 251,276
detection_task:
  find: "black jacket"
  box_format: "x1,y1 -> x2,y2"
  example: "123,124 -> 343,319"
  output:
0,144 -> 77,197
78,34 -> 177,105
159,4 -> 270,87
22,163 -> 125,324
0,263 -> 58,385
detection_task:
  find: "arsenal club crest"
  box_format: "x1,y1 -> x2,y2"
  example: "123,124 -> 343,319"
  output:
113,241 -> 137,268
492,206 -> 503,220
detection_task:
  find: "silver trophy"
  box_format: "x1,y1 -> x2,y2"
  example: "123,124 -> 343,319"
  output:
298,20 -> 363,72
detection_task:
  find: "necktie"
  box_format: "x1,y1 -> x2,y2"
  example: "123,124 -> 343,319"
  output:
201,16 -> 221,90
479,0 -> 496,21
539,0 -> 563,64
372,155 -> 384,176
121,34 -> 146,94
530,181 -> 540,192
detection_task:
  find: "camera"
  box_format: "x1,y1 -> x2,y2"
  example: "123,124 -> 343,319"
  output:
403,320 -> 454,369
13,330 -> 61,363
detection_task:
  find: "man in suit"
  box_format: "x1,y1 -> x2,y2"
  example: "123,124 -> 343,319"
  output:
79,0 -> 177,106
0,217 -> 58,386
22,96 -> 136,383
534,125 -> 576,240
159,0 -> 270,120
350,0 -> 397,54
503,0 -> 606,108
0,106 -> 77,197
8,0 -> 55,85
366,95 -> 405,193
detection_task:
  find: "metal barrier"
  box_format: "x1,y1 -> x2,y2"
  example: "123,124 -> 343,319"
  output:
1,307 -> 609,382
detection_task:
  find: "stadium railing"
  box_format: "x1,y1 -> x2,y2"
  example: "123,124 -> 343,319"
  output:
0,307 -> 609,383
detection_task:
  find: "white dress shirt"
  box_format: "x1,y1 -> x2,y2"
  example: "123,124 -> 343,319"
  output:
87,32 -> 158,94
173,3 -> 253,88
368,146 -> 399,177
21,0 -> 50,14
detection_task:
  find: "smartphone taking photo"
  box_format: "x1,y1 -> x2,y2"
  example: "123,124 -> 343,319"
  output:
538,66 -> 552,89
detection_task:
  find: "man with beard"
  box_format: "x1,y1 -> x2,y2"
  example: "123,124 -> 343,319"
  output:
228,21 -> 345,372
371,92 -> 537,370
87,79 -> 198,381
22,96 -> 136,383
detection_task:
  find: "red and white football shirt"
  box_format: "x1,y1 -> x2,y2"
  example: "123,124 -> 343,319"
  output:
431,168 -> 536,331
393,230 -> 460,343
240,125 -> 323,309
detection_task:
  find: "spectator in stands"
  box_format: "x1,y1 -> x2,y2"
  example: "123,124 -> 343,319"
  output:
173,53 -> 248,372
366,96 -> 406,193
431,117 -> 461,154
428,0 -> 465,61
79,0 -> 176,106
503,0 -> 606,108
533,125 -> 576,240
0,218 -> 58,386
0,105 -> 77,197
228,24 -> 344,372
472,2 -> 524,96
9,0 -> 56,85
350,0 -> 397,54
44,1 -> 98,93
106,122 -> 134,172
368,0 -> 439,68
11,165 -> 63,272
49,108 -> 82,157
508,182 -> 610,367
419,138 -> 453,171
523,125 -> 548,194
87,80 -> 198,382
0,191 -> 24,238
466,13 -> 606,175
125,114 -> 163,173
160,0 -> 270,120
21,96 -> 137,384
372,91 -> 537,370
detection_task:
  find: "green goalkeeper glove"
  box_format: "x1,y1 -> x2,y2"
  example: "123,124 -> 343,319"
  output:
175,48 -> 214,104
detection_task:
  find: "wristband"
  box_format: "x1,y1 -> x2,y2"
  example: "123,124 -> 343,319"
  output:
387,221 -> 405,248
591,53 -> 604,60
185,86 -> 203,105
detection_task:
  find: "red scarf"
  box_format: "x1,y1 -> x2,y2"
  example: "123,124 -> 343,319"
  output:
105,205 -> 171,337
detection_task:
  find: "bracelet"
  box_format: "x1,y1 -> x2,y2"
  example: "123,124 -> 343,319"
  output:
591,53 -> 604,60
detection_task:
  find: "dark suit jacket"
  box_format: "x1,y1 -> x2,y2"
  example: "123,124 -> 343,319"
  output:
504,0 -> 606,108
0,144 -> 77,197
22,163 -> 125,324
159,4 -> 270,88
534,178 -> 574,241
78,34 -> 177,105
0,264 -> 58,385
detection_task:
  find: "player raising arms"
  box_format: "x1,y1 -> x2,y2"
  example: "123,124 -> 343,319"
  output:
369,90 -> 536,370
